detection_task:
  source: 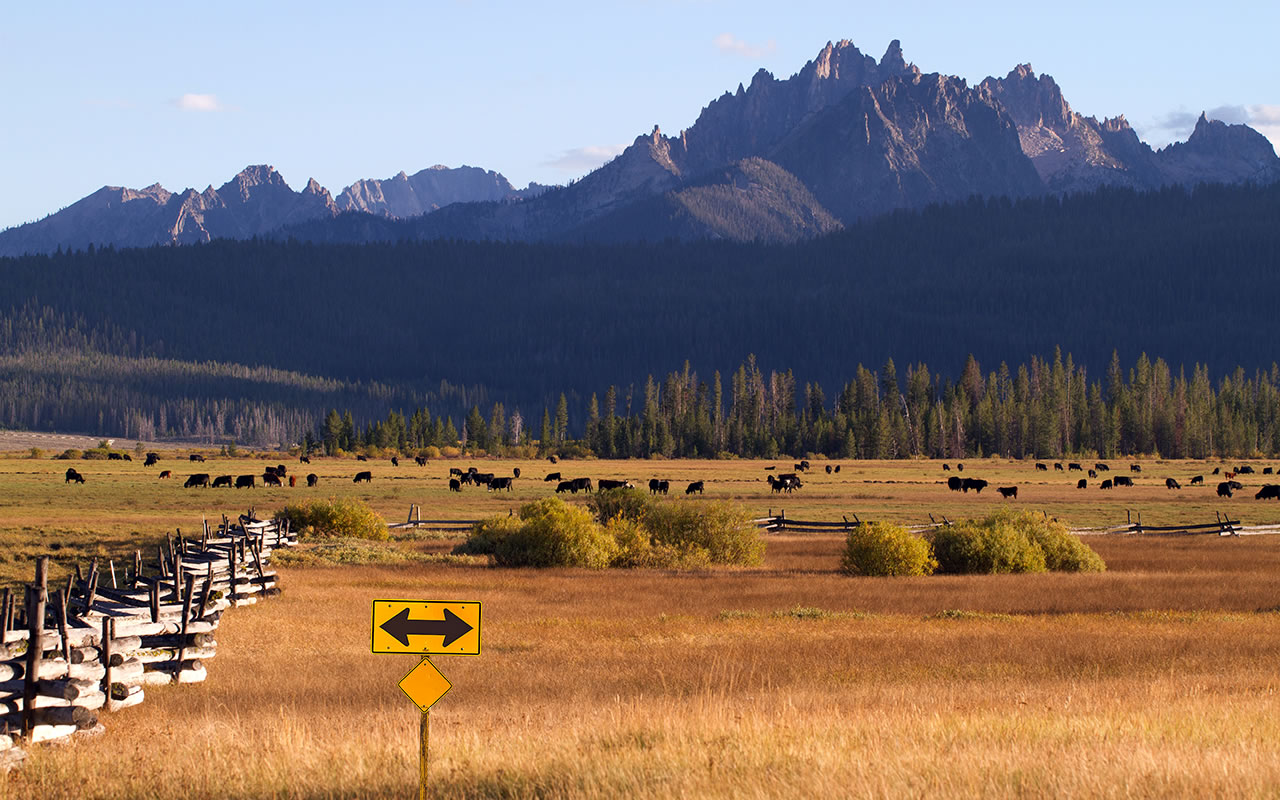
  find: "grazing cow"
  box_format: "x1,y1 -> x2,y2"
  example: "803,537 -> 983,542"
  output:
264,466 -> 281,479
184,473 -> 210,488
649,479 -> 662,495
211,475 -> 233,488
306,473 -> 318,487
961,478 -> 988,494
825,465 -> 833,474
1165,478 -> 1181,490
353,471 -> 373,484
468,467 -> 479,474
1229,480 -> 1244,490
1077,479 -> 1088,489
1265,467 -> 1274,475
1255,485 -> 1280,500
449,478 -> 461,492
549,455 -> 558,464
800,460 -> 811,471
123,454 -> 132,461
598,478 -> 631,491
1035,463 -> 1047,471
764,466 -> 776,471
189,454 -> 205,462
834,465 -> 841,473
1088,469 -> 1097,478
685,481 -> 704,495
262,472 -> 283,487
943,463 -> 952,471
1217,481 -> 1234,498
300,456 -> 311,464
144,452 -> 159,466
947,476 -> 963,492
512,468 -> 521,478
1068,463 -> 1082,472
450,468 -> 464,477
571,477 -> 593,493
108,452 -> 123,461
1053,463 -> 1064,471
1130,464 -> 1142,472
1190,475 -> 1204,485
276,464 -> 287,476
289,475 -> 297,487
1212,467 -> 1221,475
544,472 -> 561,482
459,472 -> 474,486
555,480 -> 574,494
391,457 -> 399,467
235,475 -> 255,489
767,475 -> 801,493
489,477 -> 513,492
158,470 -> 171,479
1095,463 -> 1110,472
357,455 -> 368,462
1114,476 -> 1134,487
64,468 -> 85,484
956,463 -> 964,471
658,480 -> 669,495
1100,479 -> 1113,490
473,473 -> 495,486
1238,465 -> 1255,474
997,486 -> 1018,499
416,456 -> 428,467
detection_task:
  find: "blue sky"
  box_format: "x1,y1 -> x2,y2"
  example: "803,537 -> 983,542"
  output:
2,0 -> 1277,230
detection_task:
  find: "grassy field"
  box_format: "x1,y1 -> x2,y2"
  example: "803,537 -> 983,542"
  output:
3,450 -> 1280,797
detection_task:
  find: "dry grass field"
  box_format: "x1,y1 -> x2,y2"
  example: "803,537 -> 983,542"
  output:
3,448 -> 1280,797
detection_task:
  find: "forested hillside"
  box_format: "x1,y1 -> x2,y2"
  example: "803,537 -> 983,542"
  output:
1,181 -> 1278,448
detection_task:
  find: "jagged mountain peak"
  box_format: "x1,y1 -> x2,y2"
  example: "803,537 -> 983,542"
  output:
218,164 -> 290,201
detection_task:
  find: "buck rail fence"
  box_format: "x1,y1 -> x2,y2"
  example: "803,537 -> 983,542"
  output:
0,511 -> 296,772
753,510 -> 950,535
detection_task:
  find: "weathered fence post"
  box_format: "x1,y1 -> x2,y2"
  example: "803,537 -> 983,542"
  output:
22,556 -> 49,739
101,616 -> 113,708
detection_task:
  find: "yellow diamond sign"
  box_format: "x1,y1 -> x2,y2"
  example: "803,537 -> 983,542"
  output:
399,657 -> 452,712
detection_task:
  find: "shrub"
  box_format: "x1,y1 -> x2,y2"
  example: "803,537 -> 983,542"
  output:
274,497 -> 388,541
643,501 -> 764,566
1000,510 -> 1106,573
607,515 -> 711,569
455,498 -> 616,568
841,522 -> 937,577
587,488 -> 653,525
931,517 -> 1046,574
453,514 -> 522,556
28,447 -> 44,459
54,449 -> 82,460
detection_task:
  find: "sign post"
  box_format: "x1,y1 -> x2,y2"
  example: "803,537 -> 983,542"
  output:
372,600 -> 481,797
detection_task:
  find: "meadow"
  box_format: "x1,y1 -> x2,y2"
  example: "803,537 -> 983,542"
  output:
2,446 -> 1280,797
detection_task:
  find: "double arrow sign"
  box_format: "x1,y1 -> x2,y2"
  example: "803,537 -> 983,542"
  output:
372,600 -> 482,711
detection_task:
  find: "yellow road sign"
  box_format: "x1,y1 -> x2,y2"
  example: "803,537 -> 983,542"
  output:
372,600 -> 481,655
399,656 -> 452,712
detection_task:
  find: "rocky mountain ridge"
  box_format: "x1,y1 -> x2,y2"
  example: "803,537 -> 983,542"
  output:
2,38 -> 1277,255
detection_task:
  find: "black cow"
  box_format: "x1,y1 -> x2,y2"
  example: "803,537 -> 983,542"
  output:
262,472 -> 283,487
450,468 -> 464,477
459,472 -> 475,486
353,471 -> 373,483
544,472 -> 561,482
1035,463 -> 1047,471
1077,479 -> 1087,489
513,468 -> 521,478
1165,478 -> 1181,490
825,465 -> 833,474
947,476 -> 963,492
961,478 -> 988,494
548,455 -> 558,464
468,467 -> 479,474
1230,480 -> 1244,490
184,473 -> 210,488
943,463 -> 951,471
264,466 -> 282,478
1095,463 -> 1110,472
799,460 -> 811,471
768,475 -> 801,493
276,464 -> 287,476
211,475 -> 233,488
1255,485 -> 1280,500
648,479 -> 663,495
391,457 -> 399,467
1265,467 -> 1274,475
1068,463 -> 1082,471
657,480 -> 669,495
357,455 -> 368,462
1212,467 -> 1221,475
144,452 -> 159,466
415,456 -> 428,467
572,477 -> 593,493
598,478 -> 631,491
122,454 -> 132,461
1190,475 -> 1204,485
764,466 -> 776,471
834,465 -> 841,473
956,463 -> 964,471
189,454 -> 205,462
235,475 -> 256,489
64,468 -> 85,484
555,480 -> 574,494
300,456 -> 311,464
473,473 -> 495,486
306,473 -> 318,487
997,486 -> 1018,499
1114,476 -> 1134,487
1238,465 -> 1256,474
108,452 -> 123,461
1217,481 -> 1234,498
489,477 -> 513,492
449,478 -> 461,492
1130,464 -> 1142,472
1054,463 -> 1064,471
1100,479 -> 1113,490
685,481 -> 704,495
1088,469 -> 1097,478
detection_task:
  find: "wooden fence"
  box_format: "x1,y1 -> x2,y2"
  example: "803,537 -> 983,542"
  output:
0,511 -> 296,771
753,509 -> 948,535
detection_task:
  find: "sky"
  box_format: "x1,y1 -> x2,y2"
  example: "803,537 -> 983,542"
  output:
2,0 -> 1277,230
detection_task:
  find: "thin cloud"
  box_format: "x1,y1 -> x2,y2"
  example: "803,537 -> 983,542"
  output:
543,144 -> 627,172
174,93 -> 226,112
714,32 -> 776,60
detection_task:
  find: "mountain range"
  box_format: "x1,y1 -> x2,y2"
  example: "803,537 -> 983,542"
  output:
2,39 -> 1277,256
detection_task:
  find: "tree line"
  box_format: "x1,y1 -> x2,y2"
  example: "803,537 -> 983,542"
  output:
319,350 -> 1280,460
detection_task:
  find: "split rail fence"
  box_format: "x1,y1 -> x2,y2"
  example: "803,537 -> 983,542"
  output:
0,512 -> 295,771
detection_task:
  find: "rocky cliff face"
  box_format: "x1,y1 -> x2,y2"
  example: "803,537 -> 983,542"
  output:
1156,113 -> 1280,185
337,165 -> 521,218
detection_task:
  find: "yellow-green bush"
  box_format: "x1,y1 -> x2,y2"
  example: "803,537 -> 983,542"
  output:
840,522 -> 937,576
491,498 -> 617,568
1000,510 -> 1106,572
931,516 -> 1046,574
274,497 -> 388,541
453,514 -> 522,556
607,515 -> 712,569
587,488 -> 653,524
643,501 -> 765,566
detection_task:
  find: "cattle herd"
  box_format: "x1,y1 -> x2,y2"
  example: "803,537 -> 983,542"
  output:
941,460 -> 1280,501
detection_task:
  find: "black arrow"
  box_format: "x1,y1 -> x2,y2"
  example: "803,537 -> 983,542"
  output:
381,607 -> 472,648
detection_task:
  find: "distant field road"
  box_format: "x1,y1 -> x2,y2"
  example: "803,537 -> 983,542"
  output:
0,429 -> 194,452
